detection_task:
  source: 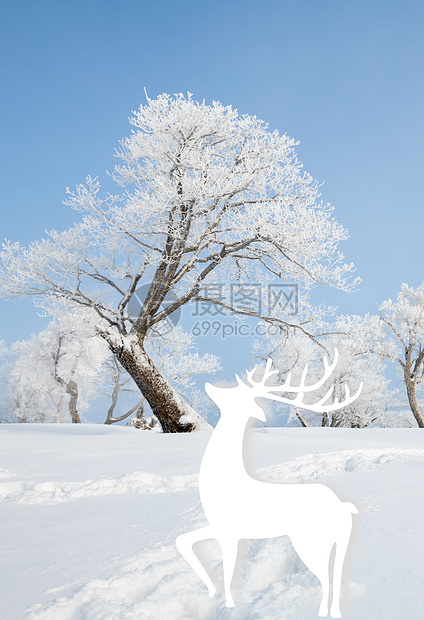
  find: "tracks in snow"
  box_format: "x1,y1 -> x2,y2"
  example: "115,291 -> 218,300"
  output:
1,447 -> 423,505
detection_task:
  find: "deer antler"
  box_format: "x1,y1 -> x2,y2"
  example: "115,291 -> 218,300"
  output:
245,349 -> 363,414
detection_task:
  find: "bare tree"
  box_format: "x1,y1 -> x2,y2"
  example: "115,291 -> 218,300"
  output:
0,93 -> 358,432
103,356 -> 142,425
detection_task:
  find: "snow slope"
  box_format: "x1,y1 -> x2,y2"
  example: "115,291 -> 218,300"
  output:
1,424 -> 424,619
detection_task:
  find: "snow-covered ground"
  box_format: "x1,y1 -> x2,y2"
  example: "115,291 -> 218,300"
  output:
1,424 -> 424,619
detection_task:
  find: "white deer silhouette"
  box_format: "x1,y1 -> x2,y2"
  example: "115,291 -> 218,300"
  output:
176,349 -> 362,618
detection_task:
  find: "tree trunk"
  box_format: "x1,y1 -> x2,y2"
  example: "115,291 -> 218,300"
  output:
293,407 -> 309,427
405,374 -> 424,428
66,379 -> 81,423
107,335 -> 209,433
321,412 -> 330,427
403,346 -> 424,428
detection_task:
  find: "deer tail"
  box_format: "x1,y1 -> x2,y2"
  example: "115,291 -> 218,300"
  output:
344,501 -> 358,515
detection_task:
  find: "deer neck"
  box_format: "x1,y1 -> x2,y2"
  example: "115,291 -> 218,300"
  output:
200,413 -> 250,484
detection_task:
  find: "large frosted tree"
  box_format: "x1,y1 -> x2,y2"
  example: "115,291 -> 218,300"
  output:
0,93 -> 358,432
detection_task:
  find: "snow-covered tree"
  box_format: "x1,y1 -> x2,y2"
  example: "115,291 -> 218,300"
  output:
378,283 -> 424,427
0,340 -> 11,422
0,92 -> 359,432
253,315 -> 391,428
322,316 -> 391,427
5,311 -> 108,423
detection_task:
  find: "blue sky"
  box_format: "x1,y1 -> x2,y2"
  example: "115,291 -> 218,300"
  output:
0,0 -> 423,410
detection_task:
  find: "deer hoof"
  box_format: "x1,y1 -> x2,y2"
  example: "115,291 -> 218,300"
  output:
208,585 -> 216,598
225,599 -> 235,608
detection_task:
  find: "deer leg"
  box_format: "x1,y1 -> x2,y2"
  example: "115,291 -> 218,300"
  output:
317,570 -> 330,618
175,526 -> 216,597
220,537 -> 239,608
330,519 -> 352,619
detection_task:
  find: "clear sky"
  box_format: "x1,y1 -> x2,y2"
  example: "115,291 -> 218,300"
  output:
0,0 -> 423,403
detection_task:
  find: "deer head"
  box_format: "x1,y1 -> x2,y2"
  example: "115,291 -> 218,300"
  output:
205,379 -> 267,421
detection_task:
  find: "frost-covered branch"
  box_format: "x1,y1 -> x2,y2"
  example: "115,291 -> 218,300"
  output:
0,92 -> 360,432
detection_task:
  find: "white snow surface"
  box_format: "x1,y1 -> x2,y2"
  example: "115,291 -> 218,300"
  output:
1,424 -> 424,619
